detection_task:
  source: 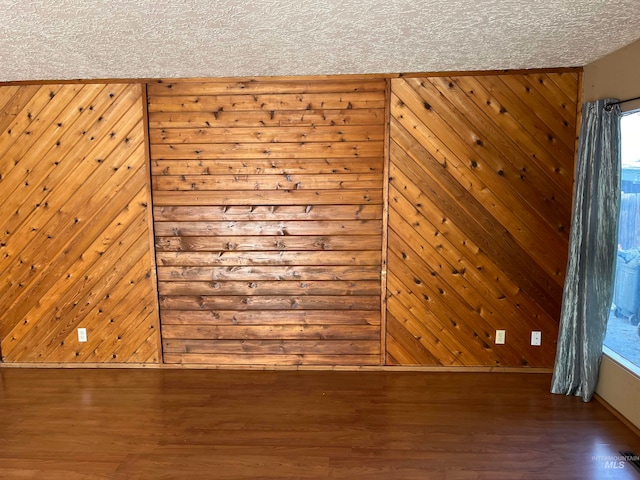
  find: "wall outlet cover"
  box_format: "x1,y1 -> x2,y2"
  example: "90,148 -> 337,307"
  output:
531,331 -> 542,346
78,328 -> 87,343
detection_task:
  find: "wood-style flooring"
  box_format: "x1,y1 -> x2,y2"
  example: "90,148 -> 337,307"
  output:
0,368 -> 639,479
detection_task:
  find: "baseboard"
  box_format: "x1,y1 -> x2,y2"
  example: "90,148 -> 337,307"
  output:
594,393 -> 640,438
0,362 -> 553,373
0,362 -> 161,369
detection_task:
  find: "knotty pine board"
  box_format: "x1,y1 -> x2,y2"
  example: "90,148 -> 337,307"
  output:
0,83 -> 160,364
148,78 -> 387,366
0,71 -> 579,369
386,73 -> 579,367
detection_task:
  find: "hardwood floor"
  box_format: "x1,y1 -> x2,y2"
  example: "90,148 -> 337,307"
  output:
0,368 -> 639,479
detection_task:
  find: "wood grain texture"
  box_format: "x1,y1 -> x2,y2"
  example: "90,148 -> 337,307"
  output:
386,73 -> 579,367
148,78 -> 386,366
0,72 -> 579,369
1,368 -> 639,479
0,84 -> 160,363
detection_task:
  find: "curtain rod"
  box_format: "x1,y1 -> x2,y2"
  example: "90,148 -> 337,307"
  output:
604,96 -> 640,112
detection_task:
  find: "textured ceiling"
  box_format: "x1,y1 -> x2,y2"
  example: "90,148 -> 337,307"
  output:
1,0 -> 639,82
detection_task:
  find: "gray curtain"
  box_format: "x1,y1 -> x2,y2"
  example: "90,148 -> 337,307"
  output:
551,98 -> 621,402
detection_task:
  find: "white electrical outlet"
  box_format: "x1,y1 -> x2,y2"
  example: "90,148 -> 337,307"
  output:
78,328 -> 87,343
495,329 -> 506,344
531,331 -> 542,346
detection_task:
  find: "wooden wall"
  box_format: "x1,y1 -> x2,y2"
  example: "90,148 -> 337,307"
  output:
386,73 -> 579,367
147,78 -> 387,365
0,70 -> 580,369
0,83 -> 160,363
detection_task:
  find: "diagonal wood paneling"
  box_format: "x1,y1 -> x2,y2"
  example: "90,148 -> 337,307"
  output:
387,73 -> 579,367
148,78 -> 386,366
0,83 -> 160,363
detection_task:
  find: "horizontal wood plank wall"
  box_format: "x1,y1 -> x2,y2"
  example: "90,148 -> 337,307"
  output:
387,73 -> 579,367
148,78 -> 386,366
0,83 -> 161,363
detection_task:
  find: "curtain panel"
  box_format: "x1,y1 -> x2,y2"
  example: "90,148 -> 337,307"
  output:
551,99 -> 621,402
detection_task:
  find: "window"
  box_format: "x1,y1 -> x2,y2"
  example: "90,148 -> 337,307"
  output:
604,110 -> 640,372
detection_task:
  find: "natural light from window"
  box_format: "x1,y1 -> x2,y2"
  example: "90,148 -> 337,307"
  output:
604,110 -> 640,372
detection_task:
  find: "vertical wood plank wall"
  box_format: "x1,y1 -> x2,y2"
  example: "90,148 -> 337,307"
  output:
386,73 -> 579,367
147,78 -> 387,365
0,70 -> 580,368
0,84 -> 161,363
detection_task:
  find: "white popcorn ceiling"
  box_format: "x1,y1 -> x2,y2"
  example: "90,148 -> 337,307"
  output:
1,0 -> 639,82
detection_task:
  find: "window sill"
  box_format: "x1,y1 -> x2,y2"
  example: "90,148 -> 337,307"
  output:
602,346 -> 640,380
